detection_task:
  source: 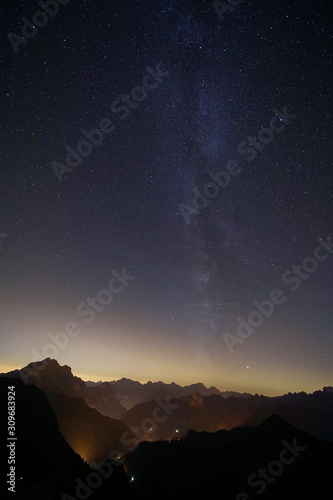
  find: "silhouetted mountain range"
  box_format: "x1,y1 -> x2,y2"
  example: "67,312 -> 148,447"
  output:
0,378 -> 132,500
2,359 -> 333,448
2,358 -> 126,419
1,358 -> 333,464
271,386 -> 333,412
120,389 -> 333,444
124,414 -> 333,499
1,360 -> 333,499
120,392 -> 269,441
99,377 -> 252,408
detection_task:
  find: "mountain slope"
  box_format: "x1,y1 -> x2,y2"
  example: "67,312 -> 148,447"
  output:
45,391 -> 131,465
243,403 -> 333,443
124,414 -> 333,500
120,388 -> 333,443
0,377 -> 132,500
119,393 -> 268,440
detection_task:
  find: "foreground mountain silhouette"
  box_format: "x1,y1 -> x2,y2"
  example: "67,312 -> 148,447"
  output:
124,414 -> 333,499
0,378 -> 132,500
243,402 -> 333,443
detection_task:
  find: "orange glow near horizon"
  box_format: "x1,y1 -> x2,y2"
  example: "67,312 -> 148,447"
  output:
0,364 -> 19,374
1,318 -> 332,398
1,349 -> 330,397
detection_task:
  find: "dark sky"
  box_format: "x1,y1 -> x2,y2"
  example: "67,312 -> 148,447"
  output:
1,0 -> 332,395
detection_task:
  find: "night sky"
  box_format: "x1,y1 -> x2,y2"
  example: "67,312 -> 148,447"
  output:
1,0 -> 332,395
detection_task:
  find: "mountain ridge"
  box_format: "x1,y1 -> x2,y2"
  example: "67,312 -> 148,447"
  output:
124,413 -> 333,499
2,359 -> 332,446
0,358 -> 126,419
87,376 -> 253,408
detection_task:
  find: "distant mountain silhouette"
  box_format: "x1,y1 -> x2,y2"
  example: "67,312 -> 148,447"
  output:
86,380 -> 104,387
44,391 -> 131,465
124,414 -> 333,499
120,392 -> 268,440
3,360 -> 333,446
120,388 -> 333,443
271,387 -> 333,412
1,358 -> 126,418
0,378 -> 132,500
107,377 -> 252,408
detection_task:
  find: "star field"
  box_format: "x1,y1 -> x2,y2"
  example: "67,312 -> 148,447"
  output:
0,0 -> 332,395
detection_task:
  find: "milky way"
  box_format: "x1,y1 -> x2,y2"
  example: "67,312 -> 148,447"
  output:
1,0 -> 332,394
